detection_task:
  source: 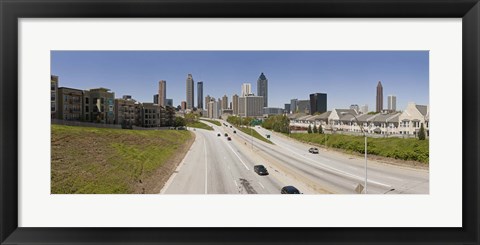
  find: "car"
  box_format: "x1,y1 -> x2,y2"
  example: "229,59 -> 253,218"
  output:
254,165 -> 269,175
230,125 -> 232,128
224,133 -> 228,137
281,186 -> 301,194
233,130 -> 236,134
227,137 -> 232,141
217,133 -> 221,136
308,147 -> 319,154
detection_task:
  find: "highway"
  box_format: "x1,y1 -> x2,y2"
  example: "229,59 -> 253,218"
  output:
161,121 -> 317,194
161,119 -> 429,194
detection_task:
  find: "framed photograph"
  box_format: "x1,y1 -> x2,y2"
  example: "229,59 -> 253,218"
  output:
1,0 -> 479,244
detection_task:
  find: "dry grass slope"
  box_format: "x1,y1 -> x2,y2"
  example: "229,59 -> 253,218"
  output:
51,125 -> 194,194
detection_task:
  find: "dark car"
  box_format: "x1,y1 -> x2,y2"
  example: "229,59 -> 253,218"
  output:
230,125 -> 232,128
254,165 -> 269,175
308,147 -> 319,154
227,137 -> 232,141
281,186 -> 301,194
217,133 -> 221,137
233,130 -> 236,134
224,133 -> 228,137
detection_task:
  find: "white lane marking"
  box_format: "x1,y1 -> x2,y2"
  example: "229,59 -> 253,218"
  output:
204,138 -> 208,194
259,182 -> 265,189
233,179 -> 238,187
225,141 -> 250,170
160,134 -> 196,194
265,135 -> 391,188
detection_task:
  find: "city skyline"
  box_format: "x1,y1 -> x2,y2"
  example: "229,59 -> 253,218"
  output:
51,51 -> 429,111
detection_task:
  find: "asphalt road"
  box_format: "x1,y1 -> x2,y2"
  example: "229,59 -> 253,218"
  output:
162,120 -> 429,194
162,121 -> 314,194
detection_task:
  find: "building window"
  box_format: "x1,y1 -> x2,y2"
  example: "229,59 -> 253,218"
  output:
51,102 -> 55,111
85,98 -> 89,104
85,106 -> 89,113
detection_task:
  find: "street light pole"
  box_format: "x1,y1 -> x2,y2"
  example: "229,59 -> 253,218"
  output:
342,112 -> 368,194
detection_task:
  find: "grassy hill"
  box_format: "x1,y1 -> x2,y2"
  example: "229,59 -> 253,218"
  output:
51,125 -> 194,194
289,133 -> 429,164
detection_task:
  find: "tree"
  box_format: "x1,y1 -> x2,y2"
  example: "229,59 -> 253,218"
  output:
418,123 -> 426,140
174,116 -> 186,128
313,124 -> 318,133
318,124 -> 323,134
307,125 -> 312,134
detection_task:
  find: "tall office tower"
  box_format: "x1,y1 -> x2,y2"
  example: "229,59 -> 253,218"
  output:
207,97 -> 215,118
232,94 -> 239,115
388,95 -> 397,112
376,81 -> 383,113
181,101 -> 187,111
197,81 -> 203,109
257,72 -> 268,107
284,104 -> 291,114
222,94 -> 228,110
153,94 -> 159,104
217,98 -> 222,117
205,95 -> 211,109
238,96 -> 264,117
186,74 -> 194,109
290,99 -> 298,114
309,93 -> 327,115
296,100 -> 311,114
158,80 -> 166,107
241,83 -> 252,96
166,99 -> 173,107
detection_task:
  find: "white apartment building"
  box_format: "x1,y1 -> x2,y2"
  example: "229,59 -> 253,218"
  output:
289,103 -> 429,138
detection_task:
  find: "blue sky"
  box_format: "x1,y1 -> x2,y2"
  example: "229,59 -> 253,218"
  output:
51,51 -> 429,111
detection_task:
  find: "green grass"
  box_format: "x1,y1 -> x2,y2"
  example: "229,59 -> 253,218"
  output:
288,133 -> 429,164
201,119 -> 221,126
186,121 -> 214,131
51,125 -> 193,194
237,126 -> 273,144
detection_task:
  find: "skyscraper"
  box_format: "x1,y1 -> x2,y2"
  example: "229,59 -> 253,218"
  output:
257,72 -> 268,108
222,95 -> 228,110
309,93 -> 327,115
186,74 -> 194,109
232,94 -> 239,115
158,80 -> 166,107
284,104 -> 291,114
238,96 -> 264,117
197,81 -> 203,110
205,95 -> 211,110
290,99 -> 298,114
388,95 -> 397,112
241,83 -> 252,96
376,81 -> 383,113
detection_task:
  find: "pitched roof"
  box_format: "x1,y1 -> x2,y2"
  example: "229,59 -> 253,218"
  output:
372,113 -> 400,123
415,105 -> 428,116
315,111 -> 331,120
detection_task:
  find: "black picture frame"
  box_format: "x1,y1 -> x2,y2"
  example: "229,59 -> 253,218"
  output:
1,0 -> 479,244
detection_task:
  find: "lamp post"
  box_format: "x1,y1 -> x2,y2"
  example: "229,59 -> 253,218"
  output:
342,112 -> 368,194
